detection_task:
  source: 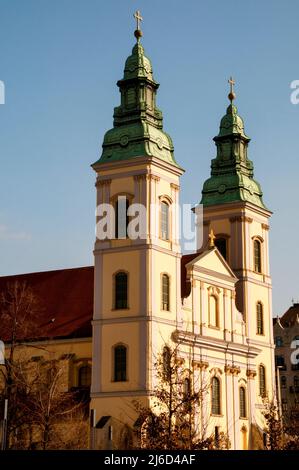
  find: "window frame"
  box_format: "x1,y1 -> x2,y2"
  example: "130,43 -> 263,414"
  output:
161,273 -> 170,311
78,364 -> 92,388
110,193 -> 134,240
114,271 -> 129,310
239,386 -> 247,419
256,301 -> 264,335
259,364 -> 266,397
253,237 -> 263,273
159,196 -> 172,241
208,294 -> 220,329
211,376 -> 221,416
113,343 -> 128,382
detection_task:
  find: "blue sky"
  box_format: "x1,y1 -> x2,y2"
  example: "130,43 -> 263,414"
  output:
0,0 -> 298,315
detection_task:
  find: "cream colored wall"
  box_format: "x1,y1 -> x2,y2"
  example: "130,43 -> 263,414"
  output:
3,338 -> 92,392
200,202 -> 275,446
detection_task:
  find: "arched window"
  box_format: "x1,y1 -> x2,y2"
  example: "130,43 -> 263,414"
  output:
209,295 -> 219,328
259,365 -> 266,396
162,346 -> 171,381
275,336 -> 283,347
211,377 -> 221,415
239,387 -> 247,418
161,274 -> 170,311
115,196 -> 129,239
78,365 -> 92,387
115,272 -> 128,309
257,302 -> 264,335
281,376 -> 287,388
254,239 -> 262,273
215,237 -> 227,261
160,201 -> 170,240
294,376 -> 299,388
114,344 -> 127,382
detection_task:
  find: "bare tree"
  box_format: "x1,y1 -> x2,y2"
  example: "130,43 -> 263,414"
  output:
133,343 -> 230,450
262,398 -> 299,450
0,281 -> 89,449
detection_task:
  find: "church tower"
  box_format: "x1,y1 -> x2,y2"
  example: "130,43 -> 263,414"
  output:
198,81 -> 276,441
90,14 -> 184,448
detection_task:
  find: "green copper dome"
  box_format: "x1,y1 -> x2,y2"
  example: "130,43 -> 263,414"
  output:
123,43 -> 153,81
201,100 -> 267,209
218,104 -> 248,138
92,38 -> 181,169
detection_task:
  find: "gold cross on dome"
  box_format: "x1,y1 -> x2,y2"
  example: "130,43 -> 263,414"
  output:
134,10 -> 143,30
228,76 -> 235,95
208,229 -> 216,248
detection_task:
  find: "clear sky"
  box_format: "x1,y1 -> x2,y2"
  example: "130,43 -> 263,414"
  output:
0,0 -> 298,316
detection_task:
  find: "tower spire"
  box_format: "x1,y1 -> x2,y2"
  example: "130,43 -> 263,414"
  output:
92,13 -> 181,169
200,79 -> 267,209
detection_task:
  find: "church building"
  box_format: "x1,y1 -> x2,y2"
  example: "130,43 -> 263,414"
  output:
89,15 -> 275,450
0,14 -> 275,450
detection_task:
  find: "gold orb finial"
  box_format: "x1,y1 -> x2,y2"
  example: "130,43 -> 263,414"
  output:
133,10 -> 143,41
228,76 -> 236,103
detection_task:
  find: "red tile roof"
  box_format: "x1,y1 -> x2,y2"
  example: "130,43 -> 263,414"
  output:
0,266 -> 94,341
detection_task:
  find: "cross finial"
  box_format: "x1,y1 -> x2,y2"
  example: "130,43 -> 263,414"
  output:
228,76 -> 236,103
208,229 -> 216,248
133,10 -> 143,41
134,10 -> 143,30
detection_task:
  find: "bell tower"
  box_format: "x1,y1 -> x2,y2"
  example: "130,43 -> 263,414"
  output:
198,80 -> 276,423
90,13 -> 184,448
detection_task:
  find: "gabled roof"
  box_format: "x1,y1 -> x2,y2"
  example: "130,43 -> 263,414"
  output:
0,266 -> 94,342
185,247 -> 237,279
181,247 -> 237,299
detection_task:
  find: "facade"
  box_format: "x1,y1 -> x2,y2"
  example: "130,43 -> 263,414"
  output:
273,303 -> 299,423
90,23 -> 275,450
0,19 -> 276,451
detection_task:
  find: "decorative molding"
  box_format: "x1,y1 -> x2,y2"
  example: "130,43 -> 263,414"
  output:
170,183 -> 180,191
147,174 -> 160,182
210,367 -> 223,376
246,369 -> 257,379
174,330 -> 261,358
229,216 -> 253,223
133,174 -> 147,181
261,223 -> 270,231
176,357 -> 185,367
192,360 -> 209,370
96,178 -> 112,187
225,364 -> 240,375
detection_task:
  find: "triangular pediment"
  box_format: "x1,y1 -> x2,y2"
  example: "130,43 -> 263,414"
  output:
185,247 -> 237,281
